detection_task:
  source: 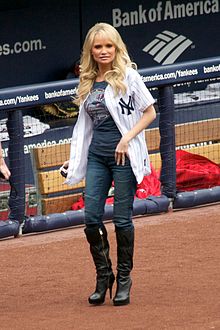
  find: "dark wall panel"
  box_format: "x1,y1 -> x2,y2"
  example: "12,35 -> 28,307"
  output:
0,0 -> 81,88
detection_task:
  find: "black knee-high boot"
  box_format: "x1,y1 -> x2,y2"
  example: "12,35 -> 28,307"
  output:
113,227 -> 134,306
84,225 -> 115,305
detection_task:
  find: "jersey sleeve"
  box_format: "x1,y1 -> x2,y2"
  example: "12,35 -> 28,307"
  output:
130,69 -> 155,113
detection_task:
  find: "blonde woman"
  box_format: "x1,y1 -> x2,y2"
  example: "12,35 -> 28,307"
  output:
63,22 -> 156,306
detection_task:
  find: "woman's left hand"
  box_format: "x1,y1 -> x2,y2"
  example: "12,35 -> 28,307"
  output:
115,105 -> 156,166
115,137 -> 129,166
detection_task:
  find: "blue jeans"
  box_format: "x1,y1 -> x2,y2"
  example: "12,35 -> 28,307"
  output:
84,151 -> 137,229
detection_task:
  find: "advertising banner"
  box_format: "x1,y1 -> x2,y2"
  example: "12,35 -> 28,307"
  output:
81,0 -> 220,69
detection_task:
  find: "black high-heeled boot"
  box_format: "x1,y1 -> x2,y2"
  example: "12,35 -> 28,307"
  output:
84,225 -> 115,305
113,227 -> 134,306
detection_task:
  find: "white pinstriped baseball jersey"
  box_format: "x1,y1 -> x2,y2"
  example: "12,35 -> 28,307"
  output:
65,67 -> 155,185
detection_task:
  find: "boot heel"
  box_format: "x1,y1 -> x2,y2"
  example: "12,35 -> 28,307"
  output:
109,273 -> 115,299
89,273 -> 115,305
109,285 -> 113,299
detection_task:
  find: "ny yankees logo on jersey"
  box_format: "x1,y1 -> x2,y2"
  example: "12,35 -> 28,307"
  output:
119,96 -> 134,115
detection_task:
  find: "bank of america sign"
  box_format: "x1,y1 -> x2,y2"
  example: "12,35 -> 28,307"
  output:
143,30 -> 193,65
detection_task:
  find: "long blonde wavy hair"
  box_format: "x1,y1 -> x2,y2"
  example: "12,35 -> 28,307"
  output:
74,22 -> 137,106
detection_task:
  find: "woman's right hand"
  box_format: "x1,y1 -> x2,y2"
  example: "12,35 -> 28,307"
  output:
0,158 -> 11,180
60,160 -> 69,178
62,160 -> 69,168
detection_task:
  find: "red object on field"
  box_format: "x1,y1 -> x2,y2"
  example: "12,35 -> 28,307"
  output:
71,196 -> 85,210
176,149 -> 220,191
136,163 -> 161,198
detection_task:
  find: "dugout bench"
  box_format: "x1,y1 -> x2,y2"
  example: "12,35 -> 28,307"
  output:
31,118 -> 220,215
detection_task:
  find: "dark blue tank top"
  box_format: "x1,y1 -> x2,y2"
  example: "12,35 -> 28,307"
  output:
84,81 -> 122,156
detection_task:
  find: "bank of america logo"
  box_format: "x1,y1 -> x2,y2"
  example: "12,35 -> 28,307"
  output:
143,30 -> 193,65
